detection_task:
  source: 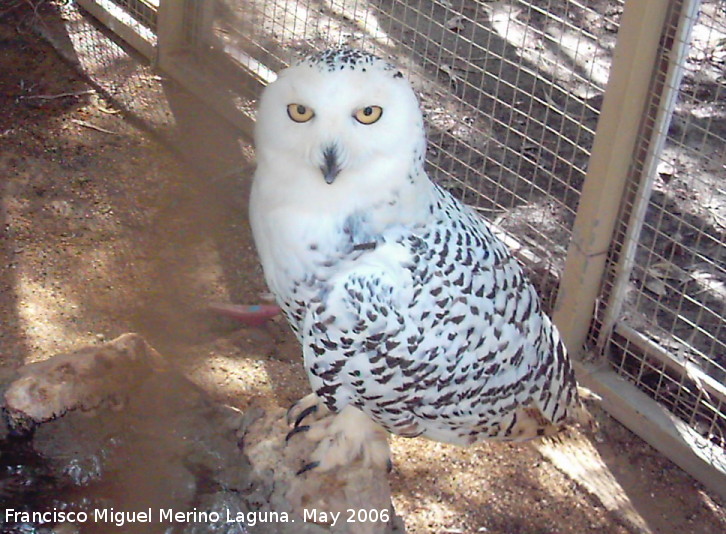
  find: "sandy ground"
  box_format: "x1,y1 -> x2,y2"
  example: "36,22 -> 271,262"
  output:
0,4 -> 725,534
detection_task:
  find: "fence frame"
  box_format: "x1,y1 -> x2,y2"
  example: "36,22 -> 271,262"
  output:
71,0 -> 726,499
552,0 -> 671,354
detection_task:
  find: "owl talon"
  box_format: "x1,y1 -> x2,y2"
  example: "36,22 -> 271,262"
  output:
293,405 -> 318,428
289,405 -> 391,473
286,393 -> 328,426
285,424 -> 310,442
286,403 -> 300,425
296,461 -> 320,476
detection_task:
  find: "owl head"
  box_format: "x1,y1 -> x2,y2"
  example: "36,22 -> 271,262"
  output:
254,49 -> 427,202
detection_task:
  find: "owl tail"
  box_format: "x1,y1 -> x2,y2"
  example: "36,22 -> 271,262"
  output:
507,387 -> 600,443
573,386 -> 601,435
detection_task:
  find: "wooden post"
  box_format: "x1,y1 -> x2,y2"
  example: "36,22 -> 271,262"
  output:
154,0 -> 256,135
156,0 -> 188,69
553,0 -> 672,357
595,0 -> 700,351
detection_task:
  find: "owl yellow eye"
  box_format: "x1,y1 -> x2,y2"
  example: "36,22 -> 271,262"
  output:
287,104 -> 314,123
354,105 -> 383,125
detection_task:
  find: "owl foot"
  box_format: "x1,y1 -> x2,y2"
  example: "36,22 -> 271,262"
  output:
286,392 -> 329,429
286,398 -> 391,475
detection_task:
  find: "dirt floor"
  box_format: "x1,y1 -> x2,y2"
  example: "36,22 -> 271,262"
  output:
1,3 -> 725,534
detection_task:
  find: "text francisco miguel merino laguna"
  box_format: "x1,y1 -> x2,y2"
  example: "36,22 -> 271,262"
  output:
5,508 -> 292,527
5,506 -> 390,528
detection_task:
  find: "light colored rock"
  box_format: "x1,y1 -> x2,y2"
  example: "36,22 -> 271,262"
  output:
4,333 -> 166,430
1,333 -> 404,534
239,408 -> 405,534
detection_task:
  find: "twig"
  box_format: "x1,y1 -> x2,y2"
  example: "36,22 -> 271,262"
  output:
70,118 -> 122,136
96,105 -> 120,115
19,90 -> 95,100
0,0 -> 24,19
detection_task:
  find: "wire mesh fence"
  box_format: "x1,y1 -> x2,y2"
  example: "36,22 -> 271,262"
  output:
47,0 -> 172,132
32,0 -> 726,492
190,0 -> 628,311
111,0 -> 157,29
596,0 -> 726,451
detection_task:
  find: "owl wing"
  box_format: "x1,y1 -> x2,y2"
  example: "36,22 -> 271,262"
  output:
301,262 -> 400,400
299,229 -> 580,444
301,253 -> 447,435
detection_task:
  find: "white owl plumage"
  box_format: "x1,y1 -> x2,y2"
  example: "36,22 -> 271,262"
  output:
250,48 -> 584,473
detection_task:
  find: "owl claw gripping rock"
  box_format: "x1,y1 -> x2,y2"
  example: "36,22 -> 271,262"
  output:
250,48 -> 587,473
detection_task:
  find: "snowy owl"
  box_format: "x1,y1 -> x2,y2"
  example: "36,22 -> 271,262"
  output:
250,48 -> 585,474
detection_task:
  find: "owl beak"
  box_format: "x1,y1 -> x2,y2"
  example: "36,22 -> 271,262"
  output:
320,145 -> 341,184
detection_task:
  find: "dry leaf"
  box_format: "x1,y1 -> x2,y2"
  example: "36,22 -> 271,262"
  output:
445,15 -> 467,32
647,261 -> 687,282
486,1 -> 523,23
691,270 -> 726,298
644,276 -> 668,296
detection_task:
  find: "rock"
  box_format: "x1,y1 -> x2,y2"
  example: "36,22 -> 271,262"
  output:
239,408 -> 405,534
0,334 -> 404,534
3,333 -> 166,432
